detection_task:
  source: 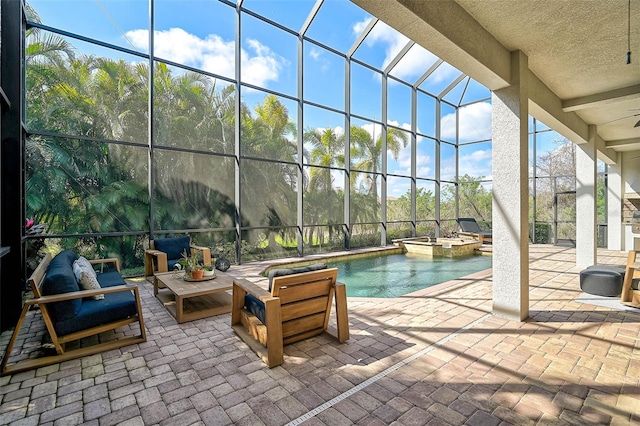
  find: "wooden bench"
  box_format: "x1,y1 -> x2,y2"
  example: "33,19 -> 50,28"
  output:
231,267 -> 349,368
1,251 -> 146,376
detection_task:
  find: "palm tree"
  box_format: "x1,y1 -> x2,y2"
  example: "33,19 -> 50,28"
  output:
304,127 -> 345,191
241,95 -> 298,252
302,128 -> 345,245
350,125 -> 408,219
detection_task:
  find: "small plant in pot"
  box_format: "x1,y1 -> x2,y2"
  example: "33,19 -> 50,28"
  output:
203,265 -> 216,278
180,250 -> 204,280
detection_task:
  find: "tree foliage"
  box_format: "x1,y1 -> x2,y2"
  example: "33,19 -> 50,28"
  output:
24,13 -> 497,268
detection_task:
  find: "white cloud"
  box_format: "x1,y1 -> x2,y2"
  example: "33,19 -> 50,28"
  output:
360,122 -> 383,141
241,38 -> 283,86
314,126 -> 345,138
426,62 -> 460,87
352,20 -> 409,76
441,102 -> 492,142
351,19 -> 458,85
308,46 -> 331,72
366,21 -> 409,68
352,17 -> 374,37
389,44 -> 440,82
125,28 -> 285,87
459,148 -> 492,179
309,47 -> 321,61
416,165 -> 432,177
439,151 -> 458,181
387,175 -> 411,197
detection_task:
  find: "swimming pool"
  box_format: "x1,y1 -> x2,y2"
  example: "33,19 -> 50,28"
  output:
327,253 -> 492,298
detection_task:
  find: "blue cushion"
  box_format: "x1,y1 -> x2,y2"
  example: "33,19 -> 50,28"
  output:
244,294 -> 266,324
267,263 -> 327,291
154,236 -> 191,261
96,271 -> 127,288
42,250 -> 81,322
53,289 -> 137,336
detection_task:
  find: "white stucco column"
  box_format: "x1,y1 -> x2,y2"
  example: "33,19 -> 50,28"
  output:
575,126 -> 597,267
491,51 -> 529,321
607,152 -> 623,251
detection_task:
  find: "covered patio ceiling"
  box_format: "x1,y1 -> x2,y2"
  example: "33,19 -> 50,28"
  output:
353,0 -> 640,156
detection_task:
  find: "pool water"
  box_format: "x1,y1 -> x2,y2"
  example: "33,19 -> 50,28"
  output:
327,253 -> 492,298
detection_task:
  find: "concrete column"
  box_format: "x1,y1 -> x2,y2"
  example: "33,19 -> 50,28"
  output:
575,126 -> 597,267
491,51 -> 529,321
607,152 -> 623,251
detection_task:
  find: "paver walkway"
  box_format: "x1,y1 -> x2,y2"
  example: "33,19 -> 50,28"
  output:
1,245 -> 639,425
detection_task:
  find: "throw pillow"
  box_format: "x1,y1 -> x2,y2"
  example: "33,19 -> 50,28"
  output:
73,259 -> 104,300
75,256 -> 97,278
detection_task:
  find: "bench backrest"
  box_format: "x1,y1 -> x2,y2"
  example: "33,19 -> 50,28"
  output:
270,268 -> 338,344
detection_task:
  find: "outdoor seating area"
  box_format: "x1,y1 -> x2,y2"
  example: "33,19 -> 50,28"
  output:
1,0 -> 640,425
1,245 -> 639,425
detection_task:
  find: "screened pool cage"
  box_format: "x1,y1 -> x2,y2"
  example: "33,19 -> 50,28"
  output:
16,0 -> 606,276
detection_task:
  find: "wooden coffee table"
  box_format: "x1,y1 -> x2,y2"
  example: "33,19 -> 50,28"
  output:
154,271 -> 233,323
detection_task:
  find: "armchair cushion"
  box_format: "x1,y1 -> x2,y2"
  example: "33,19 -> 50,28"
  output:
154,236 -> 191,261
53,289 -> 138,336
42,250 -> 81,322
96,271 -> 128,288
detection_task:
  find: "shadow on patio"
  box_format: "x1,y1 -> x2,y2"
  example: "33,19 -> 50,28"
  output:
0,245 -> 639,425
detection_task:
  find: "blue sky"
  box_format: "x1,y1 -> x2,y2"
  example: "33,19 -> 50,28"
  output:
27,0 -> 572,197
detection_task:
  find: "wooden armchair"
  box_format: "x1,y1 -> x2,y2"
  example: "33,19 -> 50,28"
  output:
1,251 -> 146,376
231,267 -> 349,368
144,236 -> 211,279
620,250 -> 640,307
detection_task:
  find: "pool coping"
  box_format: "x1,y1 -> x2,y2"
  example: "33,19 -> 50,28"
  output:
256,246 -> 404,275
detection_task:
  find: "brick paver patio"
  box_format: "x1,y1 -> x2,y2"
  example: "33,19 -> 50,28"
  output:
1,245 -> 639,425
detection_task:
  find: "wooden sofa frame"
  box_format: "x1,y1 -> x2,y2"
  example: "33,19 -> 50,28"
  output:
231,268 -> 349,368
1,254 -> 146,376
620,250 -> 640,308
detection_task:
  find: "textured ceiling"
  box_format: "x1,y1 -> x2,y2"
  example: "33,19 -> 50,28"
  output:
353,0 -> 640,152
457,0 -> 640,147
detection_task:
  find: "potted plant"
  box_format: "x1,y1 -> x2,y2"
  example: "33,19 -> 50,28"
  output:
180,250 -> 204,280
203,265 -> 216,278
